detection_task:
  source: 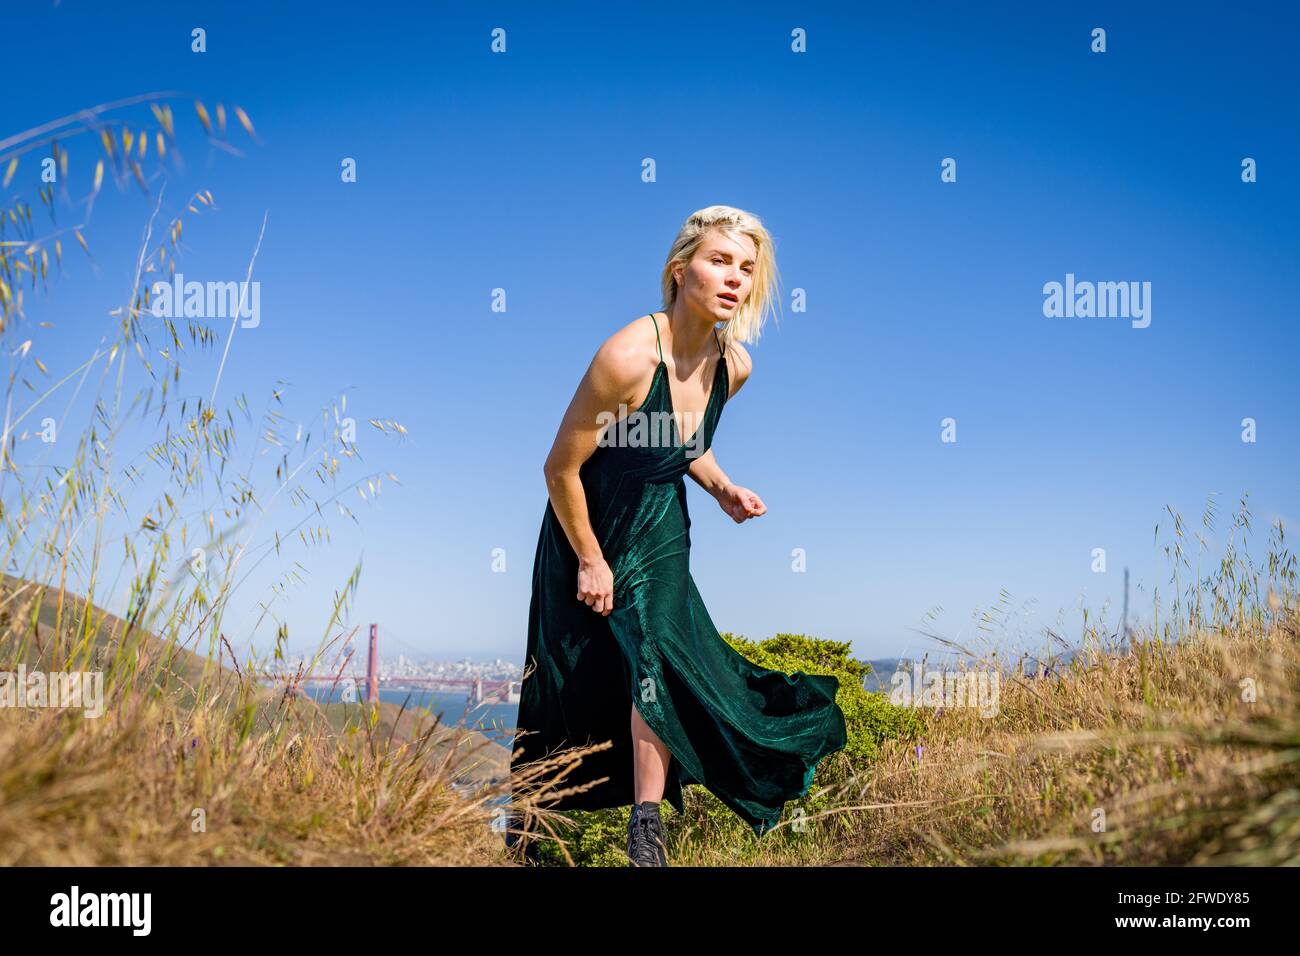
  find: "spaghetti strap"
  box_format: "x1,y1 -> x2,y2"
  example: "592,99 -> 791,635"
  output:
649,312 -> 664,364
713,326 -> 724,357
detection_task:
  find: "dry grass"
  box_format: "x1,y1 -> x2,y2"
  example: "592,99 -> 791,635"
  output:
820,502 -> 1300,866
829,622 -> 1295,865
0,571 -> 531,866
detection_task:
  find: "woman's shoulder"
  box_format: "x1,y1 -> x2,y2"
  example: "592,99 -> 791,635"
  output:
585,313 -> 662,396
599,312 -> 661,364
723,338 -> 753,397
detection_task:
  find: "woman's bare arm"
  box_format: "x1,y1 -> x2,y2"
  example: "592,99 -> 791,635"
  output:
686,341 -> 765,522
686,449 -> 732,499
542,332 -> 651,615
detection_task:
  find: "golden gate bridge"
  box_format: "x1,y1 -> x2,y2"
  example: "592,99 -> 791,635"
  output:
261,624 -> 521,704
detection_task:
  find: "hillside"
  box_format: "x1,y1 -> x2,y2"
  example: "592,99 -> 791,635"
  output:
0,572 -> 509,787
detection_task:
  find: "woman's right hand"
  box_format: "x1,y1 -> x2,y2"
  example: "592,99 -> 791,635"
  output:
577,555 -> 614,616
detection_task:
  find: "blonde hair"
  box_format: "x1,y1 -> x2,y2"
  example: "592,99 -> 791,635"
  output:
658,205 -> 779,350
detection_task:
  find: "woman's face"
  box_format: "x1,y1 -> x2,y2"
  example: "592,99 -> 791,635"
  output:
674,228 -> 756,321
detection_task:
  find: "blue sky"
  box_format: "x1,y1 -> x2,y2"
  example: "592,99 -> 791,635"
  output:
2,1 -> 1297,665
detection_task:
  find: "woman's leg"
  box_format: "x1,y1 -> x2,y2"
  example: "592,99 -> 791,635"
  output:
630,701 -> 670,803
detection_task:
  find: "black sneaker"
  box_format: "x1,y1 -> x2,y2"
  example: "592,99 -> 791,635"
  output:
626,801 -> 669,867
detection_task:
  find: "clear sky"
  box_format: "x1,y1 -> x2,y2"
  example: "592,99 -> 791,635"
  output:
3,1 -> 1297,666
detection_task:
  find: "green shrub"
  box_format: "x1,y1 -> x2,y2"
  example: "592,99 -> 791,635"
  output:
535,809 -> 631,868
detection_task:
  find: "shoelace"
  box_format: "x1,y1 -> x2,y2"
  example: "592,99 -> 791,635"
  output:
631,813 -> 666,866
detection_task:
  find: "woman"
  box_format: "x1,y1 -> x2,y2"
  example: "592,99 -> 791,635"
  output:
508,205 -> 848,866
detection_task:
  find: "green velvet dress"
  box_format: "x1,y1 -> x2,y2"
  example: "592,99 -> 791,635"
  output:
511,313 -> 848,837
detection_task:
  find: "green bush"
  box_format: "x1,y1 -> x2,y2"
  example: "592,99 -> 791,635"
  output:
535,809 -> 631,868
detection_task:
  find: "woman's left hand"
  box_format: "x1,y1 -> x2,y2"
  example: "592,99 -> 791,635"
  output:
718,483 -> 766,523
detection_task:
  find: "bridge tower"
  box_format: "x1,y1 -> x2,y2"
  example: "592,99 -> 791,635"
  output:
366,623 -> 379,704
